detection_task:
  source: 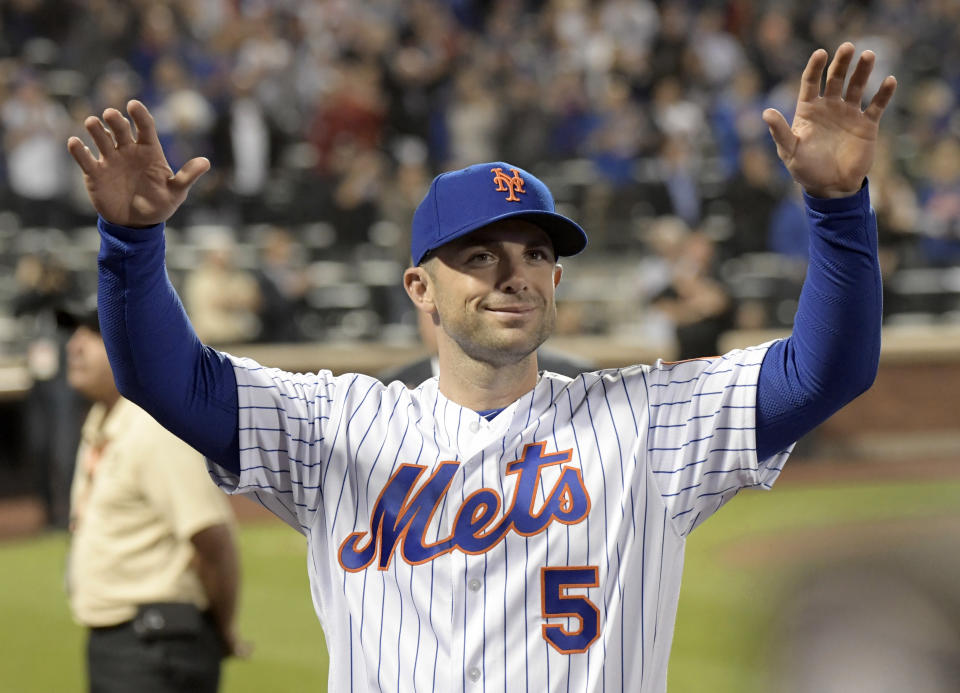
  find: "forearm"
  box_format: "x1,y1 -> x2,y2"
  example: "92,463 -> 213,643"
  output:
191,524 -> 240,650
756,183 -> 882,459
97,218 -> 240,471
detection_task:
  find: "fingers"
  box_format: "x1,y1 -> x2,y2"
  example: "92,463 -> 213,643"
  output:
126,99 -> 157,144
762,108 -> 797,160
823,42 -> 855,99
66,136 -> 98,175
84,115 -> 116,157
865,75 -> 898,123
843,50 -> 875,105
798,48 -> 828,102
103,108 -> 135,147
799,43 -> 896,120
170,157 -> 211,192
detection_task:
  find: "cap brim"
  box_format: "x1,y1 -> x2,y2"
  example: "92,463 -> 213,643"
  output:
425,209 -> 587,262
510,210 -> 588,258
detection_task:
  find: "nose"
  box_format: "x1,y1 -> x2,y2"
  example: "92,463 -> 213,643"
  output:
66,330 -> 81,356
66,328 -> 89,359
496,253 -> 529,294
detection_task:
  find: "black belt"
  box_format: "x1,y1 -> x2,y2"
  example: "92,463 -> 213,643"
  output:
90,619 -> 133,633
90,603 -> 207,639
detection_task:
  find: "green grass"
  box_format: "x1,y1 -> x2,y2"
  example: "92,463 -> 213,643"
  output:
0,522 -> 328,693
1,477 -> 958,692
669,479 -> 960,692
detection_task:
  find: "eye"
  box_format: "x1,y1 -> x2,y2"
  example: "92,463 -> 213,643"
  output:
526,247 -> 554,262
466,251 -> 495,265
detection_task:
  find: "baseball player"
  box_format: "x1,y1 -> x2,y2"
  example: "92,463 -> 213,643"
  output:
67,43 -> 895,692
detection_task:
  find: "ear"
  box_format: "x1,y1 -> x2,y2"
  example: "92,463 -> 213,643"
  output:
403,266 -> 435,313
553,263 -> 563,288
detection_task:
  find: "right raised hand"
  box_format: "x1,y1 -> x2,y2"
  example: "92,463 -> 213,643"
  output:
67,100 -> 210,227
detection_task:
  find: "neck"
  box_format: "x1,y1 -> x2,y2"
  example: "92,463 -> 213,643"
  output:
435,348 -> 540,411
98,390 -> 122,418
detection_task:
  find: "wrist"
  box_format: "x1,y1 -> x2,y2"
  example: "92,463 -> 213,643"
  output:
98,216 -> 165,243
802,179 -> 870,215
803,178 -> 867,200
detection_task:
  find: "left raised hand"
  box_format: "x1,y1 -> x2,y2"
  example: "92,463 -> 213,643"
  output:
762,42 -> 897,198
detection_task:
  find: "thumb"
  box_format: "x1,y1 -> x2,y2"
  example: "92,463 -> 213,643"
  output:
762,108 -> 797,160
171,157 -> 211,192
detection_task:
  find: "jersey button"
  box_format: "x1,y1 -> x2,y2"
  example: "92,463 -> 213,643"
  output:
468,420 -> 480,433
468,578 -> 481,592
468,667 -> 481,683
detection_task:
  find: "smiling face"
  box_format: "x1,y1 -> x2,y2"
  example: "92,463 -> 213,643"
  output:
405,219 -> 563,368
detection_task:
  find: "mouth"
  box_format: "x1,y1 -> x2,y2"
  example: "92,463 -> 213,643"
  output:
483,302 -> 538,313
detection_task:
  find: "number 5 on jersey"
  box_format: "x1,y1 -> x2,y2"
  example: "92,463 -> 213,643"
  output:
540,566 -> 600,654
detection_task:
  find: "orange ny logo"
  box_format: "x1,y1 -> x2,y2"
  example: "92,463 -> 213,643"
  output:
491,167 -> 526,202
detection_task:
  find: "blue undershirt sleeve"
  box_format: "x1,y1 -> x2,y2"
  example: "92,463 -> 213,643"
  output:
97,217 -> 240,474
755,183 -> 882,461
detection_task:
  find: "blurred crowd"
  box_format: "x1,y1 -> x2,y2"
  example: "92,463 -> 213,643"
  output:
2,0 -> 960,358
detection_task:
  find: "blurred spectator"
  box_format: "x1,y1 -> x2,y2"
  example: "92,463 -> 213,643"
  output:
380,1 -> 454,150
543,67 -> 598,161
210,66 -> 284,223
1,71 -> 72,227
58,0 -> 136,82
252,225 -> 310,343
870,135 -> 920,246
651,231 -> 735,359
444,62 -> 501,168
307,60 -> 385,175
650,76 -> 708,147
86,63 -> 141,119
916,136 -> 960,265
596,0 -> 659,70
12,252 -> 86,529
378,137 -> 432,258
746,8 -> 807,92
327,147 -> 388,242
656,135 -> 702,227
149,55 -> 215,172
635,216 -> 690,302
1,0 -> 72,52
184,231 -> 261,345
768,185 -> 811,262
690,6 -> 745,90
710,67 -> 769,177
631,215 -> 692,348
588,75 -> 654,186
11,251 -> 73,319
125,3 -> 184,85
648,1 -> 692,85
495,70 -> 552,171
721,142 -> 786,257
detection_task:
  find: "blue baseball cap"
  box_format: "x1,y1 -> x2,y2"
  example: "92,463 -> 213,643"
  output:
411,162 -> 587,265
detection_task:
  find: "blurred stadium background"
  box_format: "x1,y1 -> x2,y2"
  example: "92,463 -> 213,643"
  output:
0,0 -> 958,691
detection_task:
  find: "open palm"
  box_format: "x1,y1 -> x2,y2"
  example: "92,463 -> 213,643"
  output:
763,43 -> 897,198
67,100 -> 210,227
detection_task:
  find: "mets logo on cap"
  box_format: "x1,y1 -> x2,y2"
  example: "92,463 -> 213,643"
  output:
491,167 -> 525,202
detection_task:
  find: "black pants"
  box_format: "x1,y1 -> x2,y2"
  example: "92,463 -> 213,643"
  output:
87,614 -> 222,693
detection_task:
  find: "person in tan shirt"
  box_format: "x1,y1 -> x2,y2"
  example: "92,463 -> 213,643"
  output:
59,300 -> 244,693
183,231 -> 262,345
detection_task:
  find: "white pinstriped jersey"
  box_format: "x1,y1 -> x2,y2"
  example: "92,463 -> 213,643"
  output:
207,341 -> 791,692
